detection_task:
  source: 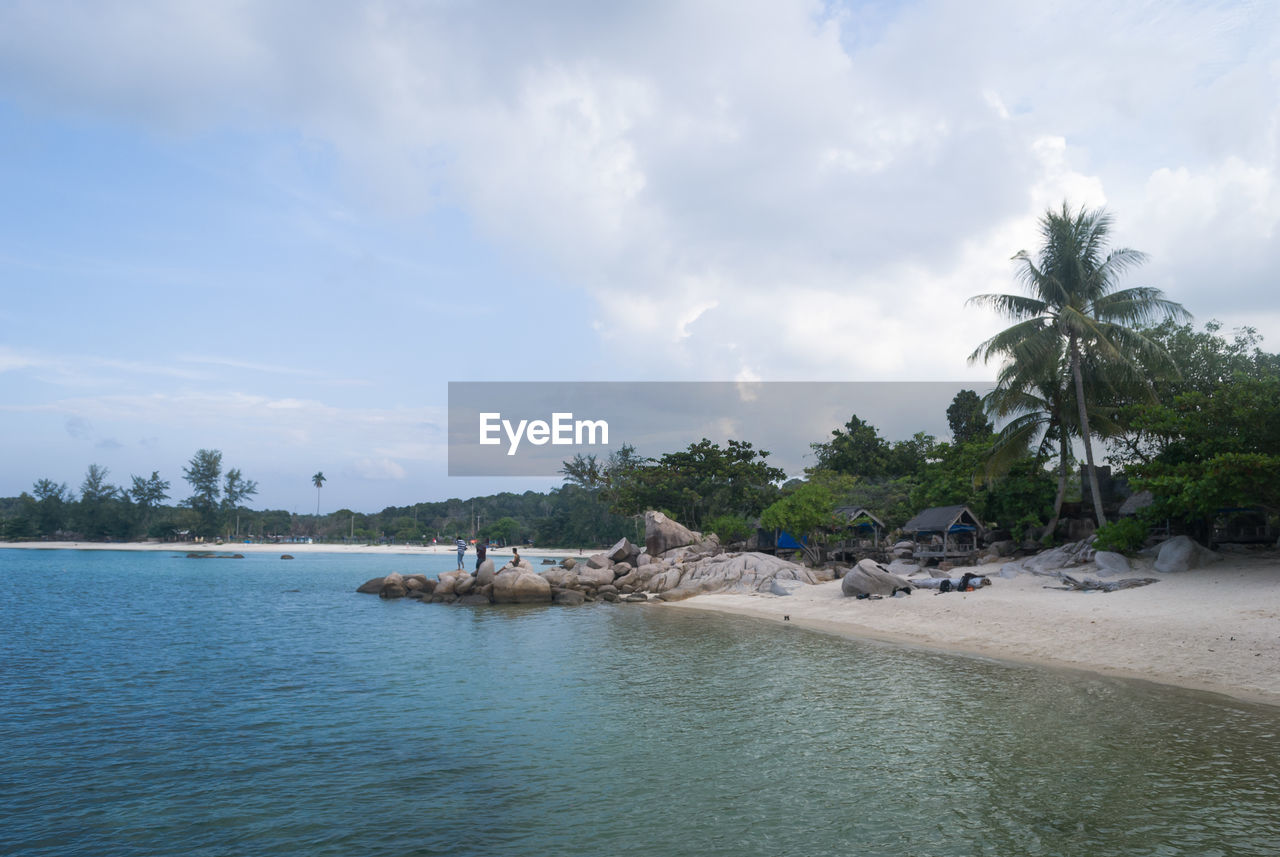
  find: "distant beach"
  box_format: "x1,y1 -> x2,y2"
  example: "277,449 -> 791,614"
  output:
0,540 -> 585,559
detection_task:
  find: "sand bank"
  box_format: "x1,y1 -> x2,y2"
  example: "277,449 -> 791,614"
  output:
667,555 -> 1280,706
0,540 -> 588,559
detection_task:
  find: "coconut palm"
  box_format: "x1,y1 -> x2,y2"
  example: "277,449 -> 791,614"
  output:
969,203 -> 1189,526
312,471 -> 326,517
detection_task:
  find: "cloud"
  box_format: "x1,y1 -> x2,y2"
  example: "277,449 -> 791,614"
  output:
64,415 -> 91,438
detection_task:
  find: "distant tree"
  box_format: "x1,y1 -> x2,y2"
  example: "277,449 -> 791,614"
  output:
810,414 -> 892,479
223,468 -> 259,537
183,449 -> 223,535
946,390 -> 992,445
128,471 -> 170,535
76,464 -> 119,538
312,471 -> 326,516
31,478 -> 72,536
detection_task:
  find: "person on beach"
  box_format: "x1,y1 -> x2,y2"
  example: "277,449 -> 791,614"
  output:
512,547 -> 520,568
475,540 -> 487,572
455,538 -> 467,569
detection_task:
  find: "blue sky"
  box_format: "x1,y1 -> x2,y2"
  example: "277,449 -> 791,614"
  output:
2,0 -> 1278,512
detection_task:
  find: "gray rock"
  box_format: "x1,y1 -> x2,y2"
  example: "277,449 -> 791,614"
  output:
990,540 -> 1017,557
356,576 -> 384,594
454,575 -> 475,596
841,559 -> 910,597
552,589 -> 586,606
491,569 -> 553,604
644,510 -> 701,556
541,567 -> 580,589
434,570 -> 470,596
456,593 -> 491,606
561,557 -> 577,570
636,553 -> 651,567
608,537 -> 641,564
770,578 -> 808,596
475,558 -> 497,586
624,593 -> 650,603
586,553 -> 612,570
575,566 -> 616,588
542,558 -> 556,565
1153,535 -> 1222,573
1093,550 -> 1131,577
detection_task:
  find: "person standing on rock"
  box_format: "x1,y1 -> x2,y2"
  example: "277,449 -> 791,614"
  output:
455,538 -> 467,570
475,540 -> 487,573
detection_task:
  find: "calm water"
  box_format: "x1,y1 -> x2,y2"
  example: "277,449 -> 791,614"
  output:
2,548 -> 1278,857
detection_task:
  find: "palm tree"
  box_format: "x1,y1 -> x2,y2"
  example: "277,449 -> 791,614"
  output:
312,471 -> 326,517
969,203 -> 1189,527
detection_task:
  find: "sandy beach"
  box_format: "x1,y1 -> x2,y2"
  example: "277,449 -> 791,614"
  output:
667,555 -> 1280,707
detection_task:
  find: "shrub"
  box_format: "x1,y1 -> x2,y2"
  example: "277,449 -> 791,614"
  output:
1093,517 -> 1148,553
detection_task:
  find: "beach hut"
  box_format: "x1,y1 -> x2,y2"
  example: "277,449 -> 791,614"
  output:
902,505 -> 984,562
833,506 -> 886,548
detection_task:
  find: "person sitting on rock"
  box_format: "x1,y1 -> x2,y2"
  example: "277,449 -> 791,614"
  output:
475,540 -> 487,573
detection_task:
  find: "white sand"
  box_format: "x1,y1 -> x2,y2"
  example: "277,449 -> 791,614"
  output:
0,540 -> 588,559
666,556 -> 1280,706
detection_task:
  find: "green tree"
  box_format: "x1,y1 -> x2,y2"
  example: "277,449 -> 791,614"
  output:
312,471 -> 326,516
969,203 -> 1189,526
128,471 -> 170,535
946,390 -> 992,445
76,463 -> 118,539
759,474 -> 854,565
31,478 -> 71,536
810,414 -> 892,479
223,468 -> 259,537
183,449 -> 223,536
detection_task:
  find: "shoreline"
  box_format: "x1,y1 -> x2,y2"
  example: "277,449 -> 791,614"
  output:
8,540 -> 1279,707
665,555 -> 1280,709
0,540 -> 590,559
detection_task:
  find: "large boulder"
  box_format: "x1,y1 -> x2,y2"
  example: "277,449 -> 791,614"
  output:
607,537 -> 642,565
586,553 -> 612,570
770,578 -> 808,596
1093,550 -> 1131,577
552,589 -> 586,606
356,576 -> 385,594
541,567 -> 580,589
575,565 -> 616,588
475,558 -> 497,586
653,552 -> 816,596
644,510 -> 701,556
491,569 -> 553,604
379,572 -> 407,599
1154,536 -> 1221,573
434,570 -> 471,596
841,559 -> 910,598
561,557 -> 577,571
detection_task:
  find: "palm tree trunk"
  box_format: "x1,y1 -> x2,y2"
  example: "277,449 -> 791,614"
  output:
1070,334 -> 1107,527
1043,431 -> 1070,542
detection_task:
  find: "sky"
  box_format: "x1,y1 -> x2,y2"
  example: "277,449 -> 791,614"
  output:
1,0 -> 1277,513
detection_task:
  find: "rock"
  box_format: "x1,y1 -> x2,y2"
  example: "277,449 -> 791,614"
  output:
456,593 -> 491,605
491,569 -> 553,604
608,537 -> 642,564
841,559 -> 910,598
280,554 -> 295,560
404,577 -> 425,592
575,566 -> 616,588
541,567 -> 580,589
886,560 -> 921,577
656,589 -> 699,602
1093,550 -> 1131,577
379,572 -> 407,599
561,557 -> 577,570
586,553 -> 612,570
810,566 -> 836,583
624,593 -> 650,603
596,584 -> 619,596
1153,535 -> 1222,573
770,578 -> 808,596
601,591 -> 621,602
644,510 -> 701,556
454,575 -> 476,596
652,552 -> 816,595
475,558 -> 497,586
647,567 -> 685,593
542,558 -> 556,565
434,570 -> 471,596
356,576 -> 384,594
553,589 -> 586,606
636,553 -> 651,567
990,540 -> 1017,557
1022,541 -> 1094,575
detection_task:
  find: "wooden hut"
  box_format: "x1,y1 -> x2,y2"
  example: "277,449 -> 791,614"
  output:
902,505 -> 984,562
833,506 -> 886,547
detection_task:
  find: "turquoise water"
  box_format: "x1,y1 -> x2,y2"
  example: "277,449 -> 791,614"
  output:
2,548 -> 1278,857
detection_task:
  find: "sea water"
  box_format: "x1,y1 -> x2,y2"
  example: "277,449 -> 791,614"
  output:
1,548 -> 1278,857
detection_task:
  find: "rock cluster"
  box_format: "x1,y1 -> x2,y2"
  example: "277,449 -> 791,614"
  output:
357,512 -> 817,606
